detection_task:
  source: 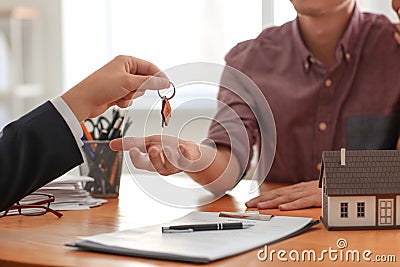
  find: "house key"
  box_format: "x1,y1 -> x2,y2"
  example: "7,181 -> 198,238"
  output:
158,82 -> 176,127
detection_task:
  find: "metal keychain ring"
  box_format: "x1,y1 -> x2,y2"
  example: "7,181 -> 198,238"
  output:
157,82 -> 176,100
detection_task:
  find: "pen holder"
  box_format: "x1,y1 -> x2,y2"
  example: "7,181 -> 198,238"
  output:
79,140 -> 123,198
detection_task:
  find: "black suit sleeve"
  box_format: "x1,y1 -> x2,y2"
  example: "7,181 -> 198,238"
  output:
0,101 -> 83,211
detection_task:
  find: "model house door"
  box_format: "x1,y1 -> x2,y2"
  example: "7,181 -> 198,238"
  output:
378,199 -> 394,226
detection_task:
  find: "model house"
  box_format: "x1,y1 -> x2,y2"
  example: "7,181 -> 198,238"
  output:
319,149 -> 400,230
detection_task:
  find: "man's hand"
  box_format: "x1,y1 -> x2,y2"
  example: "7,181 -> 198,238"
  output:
395,24 -> 400,44
110,135 -> 240,194
393,0 -> 400,44
245,180 -> 321,211
61,55 -> 169,122
110,135 -> 214,176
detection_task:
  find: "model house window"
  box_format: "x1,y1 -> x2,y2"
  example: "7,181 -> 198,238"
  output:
340,202 -> 348,218
379,199 -> 393,225
357,202 -> 365,218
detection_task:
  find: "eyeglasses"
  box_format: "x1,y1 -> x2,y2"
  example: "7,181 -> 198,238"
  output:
0,193 -> 63,218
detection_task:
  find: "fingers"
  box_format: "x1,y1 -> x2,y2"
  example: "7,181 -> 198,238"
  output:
123,55 -> 164,76
148,146 -> 181,175
110,136 -> 184,175
128,147 -> 155,172
245,180 -> 321,211
278,195 -> 321,210
245,186 -> 286,207
393,0 -> 400,18
179,144 -> 192,160
131,90 -> 145,99
127,74 -> 170,91
119,55 -> 169,90
111,136 -> 148,151
257,192 -> 320,210
395,30 -> 400,46
111,135 -> 180,153
114,99 -> 132,109
110,137 -> 148,152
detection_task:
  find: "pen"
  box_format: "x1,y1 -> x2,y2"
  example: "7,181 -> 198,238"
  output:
109,155 -> 119,186
81,135 -> 95,158
81,122 -> 97,152
122,117 -> 132,136
107,108 -> 120,134
108,117 -> 123,140
162,222 -> 255,233
98,129 -> 109,140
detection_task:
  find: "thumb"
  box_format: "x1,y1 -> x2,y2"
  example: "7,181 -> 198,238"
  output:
110,138 -> 123,151
128,74 -> 169,91
179,144 -> 192,160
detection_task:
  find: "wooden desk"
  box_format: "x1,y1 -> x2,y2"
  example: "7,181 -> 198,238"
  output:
0,175 -> 399,267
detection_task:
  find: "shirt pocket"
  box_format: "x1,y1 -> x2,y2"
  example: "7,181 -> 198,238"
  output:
346,114 -> 399,150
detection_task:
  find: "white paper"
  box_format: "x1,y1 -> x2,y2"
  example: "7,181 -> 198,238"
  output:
77,211 -> 314,262
37,175 -> 106,211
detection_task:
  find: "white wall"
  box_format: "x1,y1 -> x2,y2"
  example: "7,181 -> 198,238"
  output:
359,0 -> 399,22
263,0 -> 400,27
0,0 -> 398,124
61,0 -> 111,92
0,0 -> 63,121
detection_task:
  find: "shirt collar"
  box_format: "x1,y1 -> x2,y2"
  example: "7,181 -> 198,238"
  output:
338,2 -> 362,62
293,3 -> 362,70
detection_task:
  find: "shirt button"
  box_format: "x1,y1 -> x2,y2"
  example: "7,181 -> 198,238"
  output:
345,53 -> 351,61
304,62 -> 310,70
319,122 -> 327,131
324,79 -> 332,87
316,163 -> 322,171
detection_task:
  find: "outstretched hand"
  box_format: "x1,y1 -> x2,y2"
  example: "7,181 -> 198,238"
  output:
111,135 -> 240,194
110,135 -> 215,175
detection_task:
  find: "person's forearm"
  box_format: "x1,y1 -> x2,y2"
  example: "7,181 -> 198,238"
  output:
185,146 -> 240,195
0,102 -> 83,211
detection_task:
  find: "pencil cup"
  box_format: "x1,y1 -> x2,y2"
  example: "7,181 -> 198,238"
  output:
79,140 -> 123,198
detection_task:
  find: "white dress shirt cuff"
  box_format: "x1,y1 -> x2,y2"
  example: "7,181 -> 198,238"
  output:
50,96 -> 84,147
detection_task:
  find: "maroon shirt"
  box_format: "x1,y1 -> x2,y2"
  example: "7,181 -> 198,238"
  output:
208,6 -> 400,183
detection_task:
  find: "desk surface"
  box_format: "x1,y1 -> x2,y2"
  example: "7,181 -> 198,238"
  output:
0,175 -> 399,267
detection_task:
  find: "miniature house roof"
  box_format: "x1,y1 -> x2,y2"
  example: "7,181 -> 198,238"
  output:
319,150 -> 400,196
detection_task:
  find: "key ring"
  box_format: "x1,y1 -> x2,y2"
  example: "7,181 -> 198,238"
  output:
158,82 -> 176,100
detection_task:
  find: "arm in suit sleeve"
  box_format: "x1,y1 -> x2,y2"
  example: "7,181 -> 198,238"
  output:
0,101 -> 83,211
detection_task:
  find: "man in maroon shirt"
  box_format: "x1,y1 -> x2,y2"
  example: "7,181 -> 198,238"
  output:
112,0 -> 400,210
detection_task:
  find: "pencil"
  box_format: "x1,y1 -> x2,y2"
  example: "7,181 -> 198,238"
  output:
81,122 -> 93,140
109,155 -> 119,186
81,122 -> 96,151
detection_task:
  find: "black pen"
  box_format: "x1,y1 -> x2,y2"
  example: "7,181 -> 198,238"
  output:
107,108 -> 120,133
162,222 -> 255,233
108,117 -> 123,140
98,129 -> 109,140
122,117 -> 132,136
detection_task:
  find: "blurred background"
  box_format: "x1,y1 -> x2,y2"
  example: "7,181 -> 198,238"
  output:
0,0 -> 398,137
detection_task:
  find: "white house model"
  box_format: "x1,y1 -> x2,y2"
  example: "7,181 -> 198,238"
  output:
319,149 -> 400,230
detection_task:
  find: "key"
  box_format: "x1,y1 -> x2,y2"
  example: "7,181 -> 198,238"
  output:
158,82 -> 176,128
161,96 -> 172,127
